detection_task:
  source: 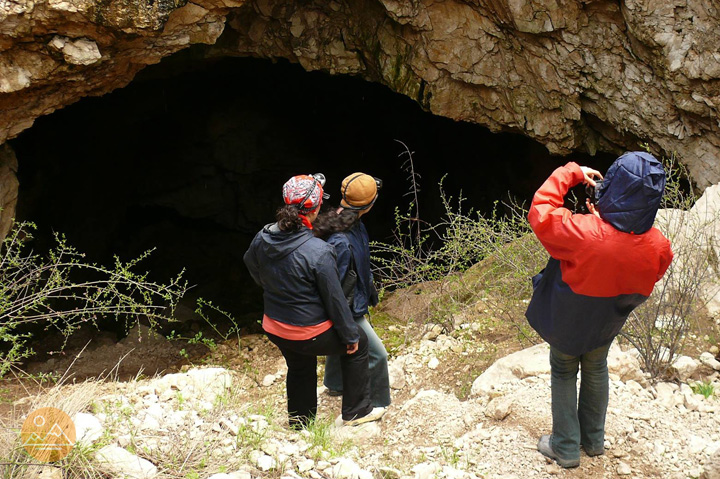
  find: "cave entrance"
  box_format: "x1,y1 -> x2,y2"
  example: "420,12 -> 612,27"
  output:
9,52 -> 616,334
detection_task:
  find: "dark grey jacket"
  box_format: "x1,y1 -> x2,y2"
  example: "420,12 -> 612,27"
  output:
243,223 -> 359,344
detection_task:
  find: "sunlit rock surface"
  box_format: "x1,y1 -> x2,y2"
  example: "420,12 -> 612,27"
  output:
2,0 -> 720,185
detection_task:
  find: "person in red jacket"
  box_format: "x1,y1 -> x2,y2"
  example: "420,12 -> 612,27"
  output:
525,152 -> 673,468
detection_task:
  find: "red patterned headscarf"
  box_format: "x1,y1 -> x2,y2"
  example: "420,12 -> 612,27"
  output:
282,175 -> 324,213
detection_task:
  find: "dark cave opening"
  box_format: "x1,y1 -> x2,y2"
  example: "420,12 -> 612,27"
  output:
9,53 -> 617,336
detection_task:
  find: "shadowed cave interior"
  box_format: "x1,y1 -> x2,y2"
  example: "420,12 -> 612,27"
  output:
9,52 -> 617,341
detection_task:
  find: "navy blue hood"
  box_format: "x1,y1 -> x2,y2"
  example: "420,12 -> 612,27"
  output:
258,223 -> 314,260
596,151 -> 666,234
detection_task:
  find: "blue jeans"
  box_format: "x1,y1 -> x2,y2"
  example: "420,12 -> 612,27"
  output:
550,340 -> 612,460
324,316 -> 391,407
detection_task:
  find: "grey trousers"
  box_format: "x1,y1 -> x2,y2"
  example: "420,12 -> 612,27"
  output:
324,316 -> 391,407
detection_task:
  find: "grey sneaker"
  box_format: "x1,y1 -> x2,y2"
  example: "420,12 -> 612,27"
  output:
537,435 -> 580,468
343,407 -> 387,427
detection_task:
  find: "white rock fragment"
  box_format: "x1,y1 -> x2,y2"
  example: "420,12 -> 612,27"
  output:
250,451 -> 276,471
471,343 -> 549,397
262,374 -> 276,387
329,458 -> 363,479
73,412 -> 103,446
228,472 -> 252,479
297,459 -> 314,473
703,448 -> 720,479
422,324 -> 443,341
485,396 -> 514,420
672,355 -> 700,381
617,461 -> 632,475
607,345 -> 645,383
388,358 -> 407,390
411,462 -> 441,479
700,352 -> 720,371
689,435 -> 709,455
654,382 -> 681,409
427,357 -> 440,370
48,35 -> 102,65
95,445 -> 158,478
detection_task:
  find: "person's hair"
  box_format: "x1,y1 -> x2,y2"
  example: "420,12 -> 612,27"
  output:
276,205 -> 304,232
313,207 -> 360,240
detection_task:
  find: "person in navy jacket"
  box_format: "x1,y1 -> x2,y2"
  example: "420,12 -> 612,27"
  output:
313,173 -> 391,410
244,174 -> 386,428
525,152 -> 673,468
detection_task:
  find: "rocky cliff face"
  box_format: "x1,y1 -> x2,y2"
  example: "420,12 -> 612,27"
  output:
2,0 -> 720,187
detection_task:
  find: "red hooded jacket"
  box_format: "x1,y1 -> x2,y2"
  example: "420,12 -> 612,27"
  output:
525,161 -> 673,355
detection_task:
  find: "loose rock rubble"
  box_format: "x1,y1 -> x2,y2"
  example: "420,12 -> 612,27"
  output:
60,332 -> 720,479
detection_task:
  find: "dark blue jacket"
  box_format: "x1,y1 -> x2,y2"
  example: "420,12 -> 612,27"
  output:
327,221 -> 379,319
243,223 -> 359,344
525,155 -> 673,356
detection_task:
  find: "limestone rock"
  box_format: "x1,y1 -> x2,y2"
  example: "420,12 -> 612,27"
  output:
485,396 -> 514,421
329,458 -> 364,479
607,344 -> 645,383
703,448 -> 720,479
617,462 -> 632,475
226,0 -> 720,187
48,36 -> 102,65
73,412 -> 103,446
422,324 -> 443,341
411,462 -> 441,479
388,357 -> 407,390
471,343 -> 549,397
0,144 -> 18,240
700,352 -> 720,371
671,355 -> 700,381
654,382 -> 682,409
3,0 -> 720,189
95,445 -> 158,479
21,466 -> 62,479
249,450 -> 276,471
398,390 -> 481,443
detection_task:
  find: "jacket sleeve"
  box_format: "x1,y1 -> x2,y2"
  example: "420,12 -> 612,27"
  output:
368,272 -> 379,307
528,162 -> 600,260
314,247 -> 360,344
327,234 -> 352,282
243,235 -> 261,286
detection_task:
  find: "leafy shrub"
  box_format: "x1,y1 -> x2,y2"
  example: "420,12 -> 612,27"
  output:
0,221 -> 187,376
621,154 -> 720,378
371,143 -> 545,338
373,145 -> 718,378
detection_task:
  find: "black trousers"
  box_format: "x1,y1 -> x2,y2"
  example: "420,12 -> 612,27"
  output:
266,327 -> 372,427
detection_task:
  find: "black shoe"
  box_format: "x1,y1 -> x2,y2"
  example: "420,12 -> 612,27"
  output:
537,435 -> 580,468
326,389 -> 343,397
582,444 -> 605,457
